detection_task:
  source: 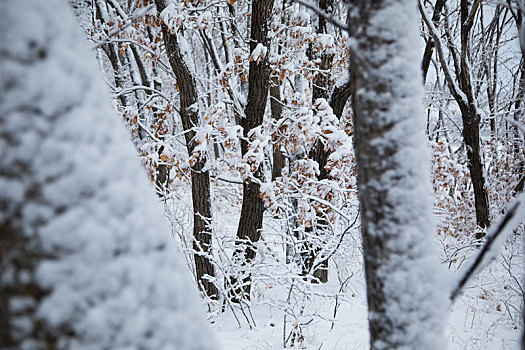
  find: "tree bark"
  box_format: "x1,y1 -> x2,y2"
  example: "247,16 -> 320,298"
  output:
420,0 -> 491,232
421,0 -> 447,83
301,0 -> 351,283
349,0 -> 446,348
0,1 -> 215,347
459,104 -> 491,232
232,0 -> 274,301
270,76 -> 286,181
459,0 -> 491,232
155,0 -> 217,299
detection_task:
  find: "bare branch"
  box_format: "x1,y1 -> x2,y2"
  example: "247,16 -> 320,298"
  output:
465,0 -> 482,33
216,176 -> 244,185
114,85 -> 171,102
310,207 -> 360,274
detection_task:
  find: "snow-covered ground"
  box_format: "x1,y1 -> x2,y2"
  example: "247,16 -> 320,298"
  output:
210,256 -> 523,349
213,265 -> 370,350
168,190 -> 523,349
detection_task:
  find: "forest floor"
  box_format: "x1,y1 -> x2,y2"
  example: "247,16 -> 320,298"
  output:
211,253 -> 523,349
168,191 -> 524,349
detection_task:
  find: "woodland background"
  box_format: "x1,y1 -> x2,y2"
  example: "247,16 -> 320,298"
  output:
1,0 -> 524,348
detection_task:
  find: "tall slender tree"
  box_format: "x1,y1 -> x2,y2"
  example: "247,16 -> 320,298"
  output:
154,0 -> 218,300
232,0 -> 275,301
302,0 -> 352,282
420,0 -> 491,235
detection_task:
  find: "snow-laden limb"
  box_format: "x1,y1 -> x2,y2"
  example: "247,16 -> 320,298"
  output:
349,0 -> 448,349
451,192 -> 525,301
291,0 -> 349,32
0,0 -> 214,348
107,3 -> 156,37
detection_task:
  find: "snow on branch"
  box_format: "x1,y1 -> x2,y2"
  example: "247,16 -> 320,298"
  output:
107,3 -> 156,37
451,193 -> 525,301
292,0 -> 349,32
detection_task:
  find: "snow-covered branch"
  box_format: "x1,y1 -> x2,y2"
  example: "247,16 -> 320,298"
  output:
451,194 -> 525,301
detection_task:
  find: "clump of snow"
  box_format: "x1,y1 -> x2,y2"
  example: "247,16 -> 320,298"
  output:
241,126 -> 271,177
316,33 -> 335,54
250,43 -> 268,64
0,0 -> 214,348
160,2 -> 185,32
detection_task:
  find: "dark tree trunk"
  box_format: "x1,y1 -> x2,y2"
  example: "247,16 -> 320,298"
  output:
513,59 -> 525,195
232,0 -> 274,301
460,105 -> 491,233
270,76 -> 285,181
421,0 -> 447,83
94,0 -> 128,108
155,0 -> 217,299
422,0 -> 491,233
329,81 -> 352,120
459,0 -> 491,233
301,81 -> 351,282
155,146 -> 169,195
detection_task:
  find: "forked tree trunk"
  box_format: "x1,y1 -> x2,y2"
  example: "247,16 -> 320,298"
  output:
421,0 -> 447,83
155,0 -> 217,299
349,0 -> 446,348
420,0 -> 491,233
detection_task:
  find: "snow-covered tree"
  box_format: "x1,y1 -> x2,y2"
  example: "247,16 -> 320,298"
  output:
35,0 -> 524,346
348,0 -> 448,348
0,0 -> 214,348
154,0 -> 218,300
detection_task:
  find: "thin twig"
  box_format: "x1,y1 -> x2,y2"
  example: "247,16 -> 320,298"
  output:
216,176 -> 244,185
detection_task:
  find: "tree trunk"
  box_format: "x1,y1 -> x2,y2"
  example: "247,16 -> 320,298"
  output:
301,81 -> 351,282
513,59 -> 525,195
271,76 -> 285,181
0,0 -> 215,347
459,0 -> 491,233
155,0 -> 217,299
421,0 -> 447,83
301,0 -> 334,284
421,0 -> 491,233
460,105 -> 491,233
349,0 -> 446,348
232,0 -> 274,301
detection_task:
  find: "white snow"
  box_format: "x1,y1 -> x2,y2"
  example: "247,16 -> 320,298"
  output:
349,1 -> 451,349
2,0 -> 521,349
0,0 -> 214,348
250,43 -> 268,63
